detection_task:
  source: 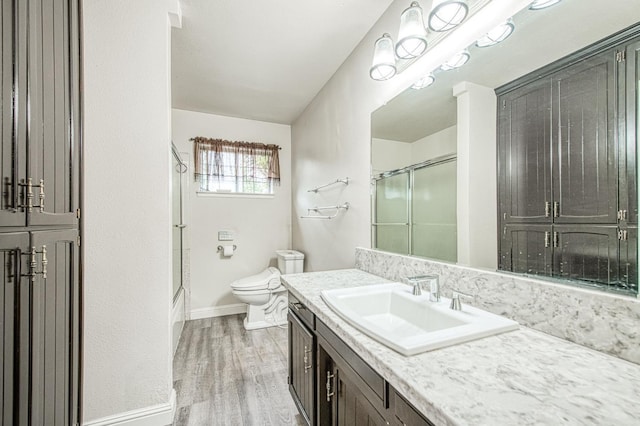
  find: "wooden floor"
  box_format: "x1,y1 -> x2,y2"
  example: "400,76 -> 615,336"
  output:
173,314 -> 305,426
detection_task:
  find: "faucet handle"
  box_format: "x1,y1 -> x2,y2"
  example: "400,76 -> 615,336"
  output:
449,289 -> 472,311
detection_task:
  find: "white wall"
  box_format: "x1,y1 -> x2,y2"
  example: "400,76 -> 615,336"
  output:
371,138 -> 411,174
411,125 -> 457,160
83,0 -> 173,422
172,109 -> 292,316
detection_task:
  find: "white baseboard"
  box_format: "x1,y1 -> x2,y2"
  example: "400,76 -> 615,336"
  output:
190,303 -> 246,320
84,389 -> 176,426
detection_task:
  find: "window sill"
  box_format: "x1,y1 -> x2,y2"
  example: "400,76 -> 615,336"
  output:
196,191 -> 275,199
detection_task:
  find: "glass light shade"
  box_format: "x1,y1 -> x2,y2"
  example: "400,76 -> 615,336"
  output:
370,33 -> 397,81
476,19 -> 515,48
440,50 -> 470,70
411,73 -> 435,90
395,2 -> 428,59
428,0 -> 468,32
529,0 -> 561,10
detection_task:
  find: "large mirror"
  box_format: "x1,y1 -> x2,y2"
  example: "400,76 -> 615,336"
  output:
371,0 -> 640,293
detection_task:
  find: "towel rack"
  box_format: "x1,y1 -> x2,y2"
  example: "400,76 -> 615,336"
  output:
300,202 -> 350,219
307,177 -> 349,193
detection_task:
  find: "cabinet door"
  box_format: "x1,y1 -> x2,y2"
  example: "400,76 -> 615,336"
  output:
500,224 -> 552,276
334,368 -> 387,426
389,388 -> 434,426
29,229 -> 80,426
0,232 -> 29,425
553,50 -> 618,224
288,311 -> 315,425
27,0 -> 80,227
552,225 -> 619,287
0,0 -> 27,228
623,40 -> 640,224
498,78 -> 553,223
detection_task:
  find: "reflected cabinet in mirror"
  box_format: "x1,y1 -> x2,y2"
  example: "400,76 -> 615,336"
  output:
370,0 -> 639,295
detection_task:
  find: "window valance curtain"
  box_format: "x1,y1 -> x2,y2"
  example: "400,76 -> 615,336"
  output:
192,137 -> 281,192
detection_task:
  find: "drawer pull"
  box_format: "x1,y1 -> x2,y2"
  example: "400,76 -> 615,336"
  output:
326,371 -> 335,402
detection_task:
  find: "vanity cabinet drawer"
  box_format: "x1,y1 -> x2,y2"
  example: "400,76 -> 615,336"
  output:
289,292 -> 315,330
316,319 -> 386,405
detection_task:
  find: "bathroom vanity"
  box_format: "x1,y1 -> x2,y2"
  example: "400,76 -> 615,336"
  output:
283,269 -> 640,425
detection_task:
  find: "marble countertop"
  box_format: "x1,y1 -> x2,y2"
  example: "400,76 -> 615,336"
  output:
281,269 -> 640,426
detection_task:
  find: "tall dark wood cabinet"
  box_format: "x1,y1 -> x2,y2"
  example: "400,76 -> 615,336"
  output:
497,24 -> 639,294
1,0 -> 81,424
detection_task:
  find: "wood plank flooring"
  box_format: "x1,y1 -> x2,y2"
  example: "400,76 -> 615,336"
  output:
173,314 -> 305,425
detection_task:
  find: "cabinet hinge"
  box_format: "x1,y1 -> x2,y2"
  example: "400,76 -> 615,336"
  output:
616,50 -> 626,62
618,229 -> 628,241
617,209 -> 628,221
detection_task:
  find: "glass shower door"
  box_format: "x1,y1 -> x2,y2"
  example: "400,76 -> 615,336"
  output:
172,147 -> 186,300
412,159 -> 457,262
373,172 -> 410,255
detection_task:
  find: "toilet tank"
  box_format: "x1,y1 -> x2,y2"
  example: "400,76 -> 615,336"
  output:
276,250 -> 304,274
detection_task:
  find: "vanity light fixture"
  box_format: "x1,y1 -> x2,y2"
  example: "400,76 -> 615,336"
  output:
395,2 -> 429,59
529,0 -> 562,10
428,0 -> 469,32
370,33 -> 397,81
440,49 -> 470,70
411,73 -> 435,90
476,19 -> 515,48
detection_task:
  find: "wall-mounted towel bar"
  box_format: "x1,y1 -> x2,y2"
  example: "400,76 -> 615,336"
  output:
307,177 -> 349,193
300,202 -> 350,219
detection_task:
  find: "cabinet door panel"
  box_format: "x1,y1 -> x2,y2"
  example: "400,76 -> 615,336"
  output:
499,79 -> 553,223
29,229 -> 80,426
500,225 -> 552,276
0,232 -> 29,425
0,0 -> 27,227
288,311 -> 314,425
624,40 -> 640,224
335,368 -> 387,426
28,0 -> 79,227
552,225 -> 619,287
553,51 -> 618,224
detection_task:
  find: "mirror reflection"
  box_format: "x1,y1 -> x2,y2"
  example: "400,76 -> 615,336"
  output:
371,0 -> 640,294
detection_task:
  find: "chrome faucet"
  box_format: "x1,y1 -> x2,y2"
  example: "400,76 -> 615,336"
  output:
449,289 -> 472,310
406,275 -> 440,300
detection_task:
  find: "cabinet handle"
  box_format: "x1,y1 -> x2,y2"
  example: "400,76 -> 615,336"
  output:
544,231 -> 551,248
553,232 -> 559,248
544,201 -> 551,218
326,371 -> 335,402
291,302 -> 302,311
303,345 -> 312,373
553,201 -> 560,218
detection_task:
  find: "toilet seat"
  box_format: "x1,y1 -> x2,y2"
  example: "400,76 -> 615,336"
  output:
230,267 -> 281,291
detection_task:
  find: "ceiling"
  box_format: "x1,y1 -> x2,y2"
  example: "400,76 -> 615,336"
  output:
372,0 -> 640,143
171,0 -> 395,124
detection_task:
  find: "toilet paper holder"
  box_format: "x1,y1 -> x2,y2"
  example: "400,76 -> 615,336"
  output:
217,245 -> 237,252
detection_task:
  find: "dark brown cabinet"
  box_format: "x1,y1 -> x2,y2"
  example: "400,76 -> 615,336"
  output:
1,0 -> 81,424
497,25 -> 640,294
288,310 -> 315,425
288,293 -> 434,426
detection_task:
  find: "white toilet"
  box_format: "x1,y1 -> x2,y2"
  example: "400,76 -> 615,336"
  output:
230,250 -> 304,330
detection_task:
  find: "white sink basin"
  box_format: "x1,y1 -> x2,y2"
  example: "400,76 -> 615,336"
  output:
320,283 -> 518,356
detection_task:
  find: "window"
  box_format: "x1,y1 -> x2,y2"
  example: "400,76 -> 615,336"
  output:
193,137 -> 281,194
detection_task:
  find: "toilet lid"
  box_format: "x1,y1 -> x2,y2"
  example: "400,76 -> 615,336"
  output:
230,267 -> 281,291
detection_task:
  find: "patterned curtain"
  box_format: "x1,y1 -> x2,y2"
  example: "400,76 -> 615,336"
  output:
192,137 -> 281,192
